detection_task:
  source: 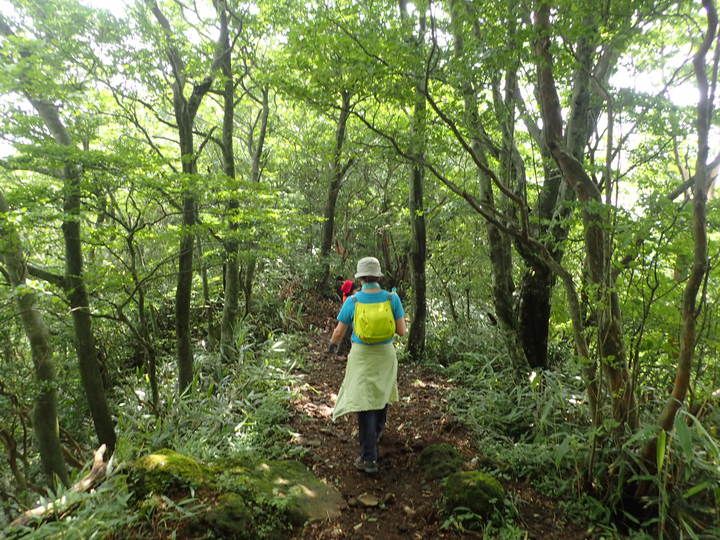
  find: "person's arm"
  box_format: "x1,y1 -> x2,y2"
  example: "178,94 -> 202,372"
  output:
390,292 -> 406,337
327,321 -> 349,353
395,316 -> 406,337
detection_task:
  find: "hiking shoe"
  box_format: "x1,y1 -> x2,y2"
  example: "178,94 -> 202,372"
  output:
354,457 -> 378,474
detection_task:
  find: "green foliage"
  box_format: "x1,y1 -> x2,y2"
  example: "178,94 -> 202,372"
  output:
441,470 -> 505,528
114,335 -> 303,464
2,327 -> 305,535
619,410 -> 720,538
417,443 -> 464,480
4,472 -> 138,540
1,0 -> 719,537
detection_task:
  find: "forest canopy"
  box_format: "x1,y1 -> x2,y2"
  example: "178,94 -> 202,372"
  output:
0,0 -> 718,538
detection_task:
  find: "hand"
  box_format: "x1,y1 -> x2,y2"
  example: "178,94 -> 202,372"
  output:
327,343 -> 338,354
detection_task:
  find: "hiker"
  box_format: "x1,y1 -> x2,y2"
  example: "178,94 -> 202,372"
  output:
327,257 -> 406,474
340,279 -> 355,303
337,279 -> 357,356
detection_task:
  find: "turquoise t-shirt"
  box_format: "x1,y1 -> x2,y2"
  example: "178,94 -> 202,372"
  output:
337,290 -> 405,345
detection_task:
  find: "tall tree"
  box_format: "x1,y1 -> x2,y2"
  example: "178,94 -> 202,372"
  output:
319,88 -> 353,289
0,8 -> 117,454
534,1 -> 635,426
642,0 -> 719,465
215,0 -> 240,363
0,190 -> 69,487
143,0 -> 226,392
400,0 -> 428,362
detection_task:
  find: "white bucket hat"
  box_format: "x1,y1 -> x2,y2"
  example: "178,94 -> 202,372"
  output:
354,256 -> 383,278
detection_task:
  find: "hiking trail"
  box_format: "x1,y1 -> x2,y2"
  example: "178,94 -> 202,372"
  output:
288,299 -> 588,539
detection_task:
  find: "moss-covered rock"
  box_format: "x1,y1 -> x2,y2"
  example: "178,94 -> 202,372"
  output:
219,459 -> 346,525
128,448 -> 212,500
442,470 -> 505,520
197,493 -> 289,540
129,449 -> 345,537
202,493 -> 255,538
417,443 -> 464,480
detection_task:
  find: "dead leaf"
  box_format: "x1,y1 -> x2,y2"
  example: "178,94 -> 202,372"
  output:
357,493 -> 380,507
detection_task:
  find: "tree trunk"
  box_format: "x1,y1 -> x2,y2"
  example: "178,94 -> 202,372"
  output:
0,191 -> 69,487
408,145 -> 427,362
319,89 -> 352,290
401,0 -> 428,362
517,265 -> 552,368
534,1 -> 635,427
25,96 -> 117,454
449,0 -> 519,366
147,0 -> 225,392
0,15 -> 118,454
641,0 -> 717,466
217,2 -> 238,362
138,292 -> 158,408
62,167 -> 117,453
241,87 -> 270,317
516,8 -> 598,369
175,191 -> 195,393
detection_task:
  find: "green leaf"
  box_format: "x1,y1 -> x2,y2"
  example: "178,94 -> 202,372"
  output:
656,429 -> 667,472
674,414 -> 693,456
682,481 -> 711,499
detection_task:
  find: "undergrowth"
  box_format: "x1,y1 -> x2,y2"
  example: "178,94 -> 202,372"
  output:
432,323 -> 720,539
3,329 -> 306,539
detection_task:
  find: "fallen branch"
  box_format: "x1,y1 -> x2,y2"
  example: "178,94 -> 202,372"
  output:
10,444 -> 107,528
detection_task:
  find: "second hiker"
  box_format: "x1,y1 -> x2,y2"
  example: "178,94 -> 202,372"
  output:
327,256 -> 406,474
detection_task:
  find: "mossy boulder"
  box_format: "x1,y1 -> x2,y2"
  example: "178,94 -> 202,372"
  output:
129,449 -> 345,536
201,493 -> 256,538
129,448 -> 212,499
442,470 -> 505,520
197,492 -> 289,540
219,459 -> 346,525
417,443 -> 464,480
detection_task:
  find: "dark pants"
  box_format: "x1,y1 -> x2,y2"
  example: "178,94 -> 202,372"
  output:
357,405 -> 388,462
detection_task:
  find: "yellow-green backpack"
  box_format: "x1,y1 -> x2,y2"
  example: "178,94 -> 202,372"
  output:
352,294 -> 396,344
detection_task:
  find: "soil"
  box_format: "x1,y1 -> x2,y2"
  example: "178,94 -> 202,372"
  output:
289,298 -> 593,539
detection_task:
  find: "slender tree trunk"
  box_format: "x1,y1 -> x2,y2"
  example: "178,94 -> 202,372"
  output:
138,291 -> 158,408
175,190 -> 195,392
319,89 -> 352,290
534,1 -> 635,427
241,87 -> 270,316
62,165 -> 117,453
641,0 -> 717,466
124,227 -> 159,408
218,3 -> 238,362
0,191 -> 69,487
408,139 -> 427,362
26,97 -> 117,454
400,0 -> 428,362
147,0 -> 224,392
0,16 -> 118,453
196,236 -> 214,349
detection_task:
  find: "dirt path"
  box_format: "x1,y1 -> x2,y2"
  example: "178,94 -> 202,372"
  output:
289,315 -> 470,539
289,301 -> 591,539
